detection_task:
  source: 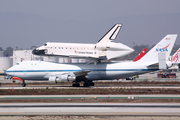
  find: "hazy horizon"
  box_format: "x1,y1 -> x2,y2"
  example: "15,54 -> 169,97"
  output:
0,0 -> 180,50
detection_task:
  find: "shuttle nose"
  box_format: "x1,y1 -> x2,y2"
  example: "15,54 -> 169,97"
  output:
32,49 -> 46,55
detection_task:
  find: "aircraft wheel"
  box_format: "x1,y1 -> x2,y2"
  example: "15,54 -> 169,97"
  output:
72,83 -> 80,87
90,82 -> 94,86
83,82 -> 90,87
22,83 -> 26,87
76,83 -> 80,87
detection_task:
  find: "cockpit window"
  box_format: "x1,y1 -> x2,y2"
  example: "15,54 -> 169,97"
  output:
44,44 -> 47,46
16,63 -> 19,65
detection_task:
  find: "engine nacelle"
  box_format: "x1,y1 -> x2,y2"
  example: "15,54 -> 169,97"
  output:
49,74 -> 76,83
49,76 -> 57,83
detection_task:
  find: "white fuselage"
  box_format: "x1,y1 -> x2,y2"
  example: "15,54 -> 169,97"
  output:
32,24 -> 134,60
33,42 -> 134,60
6,61 -> 158,81
38,43 -> 99,58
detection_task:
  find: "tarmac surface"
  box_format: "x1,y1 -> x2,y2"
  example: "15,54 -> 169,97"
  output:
0,72 -> 180,117
0,103 -> 180,116
0,95 -> 180,100
1,84 -> 180,89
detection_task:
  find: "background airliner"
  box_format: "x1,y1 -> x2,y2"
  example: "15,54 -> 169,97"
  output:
133,48 -> 147,62
6,34 -> 177,87
32,24 -> 134,60
169,48 -> 180,63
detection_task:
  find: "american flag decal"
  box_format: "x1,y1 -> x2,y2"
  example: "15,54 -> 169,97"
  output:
21,58 -> 25,62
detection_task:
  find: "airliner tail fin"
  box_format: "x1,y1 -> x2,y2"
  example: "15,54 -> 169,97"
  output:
133,48 -> 147,62
169,48 -> 180,63
139,34 -> 178,64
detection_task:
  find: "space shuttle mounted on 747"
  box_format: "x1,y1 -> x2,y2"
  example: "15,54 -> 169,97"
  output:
6,34 -> 177,87
32,24 -> 134,60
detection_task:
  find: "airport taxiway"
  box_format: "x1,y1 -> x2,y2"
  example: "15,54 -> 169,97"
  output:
1,85 -> 180,89
0,103 -> 180,116
0,95 -> 180,100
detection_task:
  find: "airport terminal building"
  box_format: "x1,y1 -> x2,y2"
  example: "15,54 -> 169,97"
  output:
0,51 -> 13,74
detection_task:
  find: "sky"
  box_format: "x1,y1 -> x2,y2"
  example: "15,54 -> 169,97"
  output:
0,0 -> 180,50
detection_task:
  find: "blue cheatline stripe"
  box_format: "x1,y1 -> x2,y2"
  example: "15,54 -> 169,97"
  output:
6,69 -> 158,73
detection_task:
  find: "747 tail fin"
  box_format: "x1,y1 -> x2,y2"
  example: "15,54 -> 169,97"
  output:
139,34 -> 178,64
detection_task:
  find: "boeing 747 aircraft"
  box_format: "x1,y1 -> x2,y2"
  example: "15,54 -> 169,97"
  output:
32,24 -> 134,61
6,34 -> 177,87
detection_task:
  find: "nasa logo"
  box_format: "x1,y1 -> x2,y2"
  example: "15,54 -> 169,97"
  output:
156,48 -> 168,52
156,44 -> 170,52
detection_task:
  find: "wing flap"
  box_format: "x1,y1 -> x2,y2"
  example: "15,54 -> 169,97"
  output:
73,70 -> 90,77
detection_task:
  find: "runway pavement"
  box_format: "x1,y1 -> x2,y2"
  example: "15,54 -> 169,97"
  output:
0,103 -> 180,116
1,73 -> 180,117
0,95 -> 180,100
1,95 -> 180,116
1,85 -> 180,89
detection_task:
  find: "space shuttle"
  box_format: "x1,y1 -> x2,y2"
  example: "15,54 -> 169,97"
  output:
32,24 -> 134,60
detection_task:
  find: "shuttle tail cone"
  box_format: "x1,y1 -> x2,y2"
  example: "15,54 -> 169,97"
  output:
106,42 -> 134,60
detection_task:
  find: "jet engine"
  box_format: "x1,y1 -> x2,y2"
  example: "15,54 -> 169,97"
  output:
49,74 -> 76,83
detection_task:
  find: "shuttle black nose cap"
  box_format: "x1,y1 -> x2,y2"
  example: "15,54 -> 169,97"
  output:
32,49 -> 45,55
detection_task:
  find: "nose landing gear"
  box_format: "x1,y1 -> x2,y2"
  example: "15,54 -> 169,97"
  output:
22,80 -> 26,87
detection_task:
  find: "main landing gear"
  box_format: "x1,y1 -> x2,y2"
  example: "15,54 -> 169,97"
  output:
83,81 -> 95,87
22,80 -> 26,87
72,81 -> 95,87
72,82 -> 80,87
